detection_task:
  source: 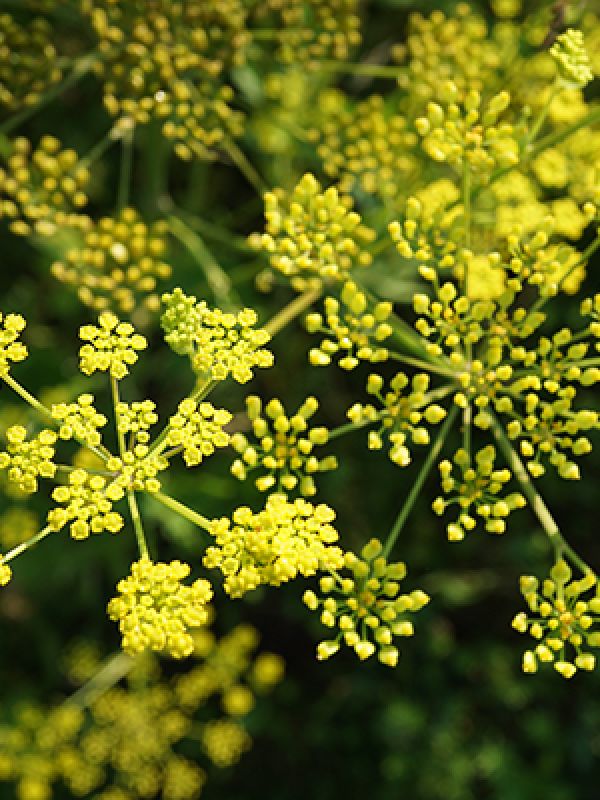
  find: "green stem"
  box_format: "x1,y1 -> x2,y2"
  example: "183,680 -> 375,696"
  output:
388,351 -> 455,378
462,161 -> 471,296
490,412 -> 594,576
168,205 -> 254,252
78,128 -> 118,170
116,125 -> 135,212
222,138 -> 266,195
327,415 -> 383,441
168,215 -> 239,309
110,376 -> 149,559
522,84 -> 558,152
265,289 -> 321,337
383,406 -> 458,558
2,525 -> 54,564
65,652 -> 133,709
0,52 -> 98,136
150,490 -> 211,531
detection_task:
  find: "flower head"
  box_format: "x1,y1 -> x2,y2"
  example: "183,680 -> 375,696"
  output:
0,426 -> 57,494
513,560 -> 600,678
107,557 -> 213,658
303,538 -> 429,666
47,468 -> 125,539
79,311 -> 147,380
204,493 -> 343,597
166,399 -> 232,466
230,395 -> 336,496
0,312 -> 27,378
550,29 -> 594,89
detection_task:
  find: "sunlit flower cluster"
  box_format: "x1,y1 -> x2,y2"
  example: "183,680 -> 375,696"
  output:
0,425 -> 57,494
79,312 -> 148,380
230,395 -> 336,496
304,538 -> 429,665
166,398 -> 231,466
0,313 -> 27,378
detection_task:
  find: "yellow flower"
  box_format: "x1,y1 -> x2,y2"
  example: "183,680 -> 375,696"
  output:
79,311 -> 147,380
0,312 -> 27,378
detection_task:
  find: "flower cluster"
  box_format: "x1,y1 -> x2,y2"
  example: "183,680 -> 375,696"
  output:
47,468 -> 124,539
79,312 -> 148,380
0,135 -> 89,236
83,0 -> 247,159
166,399 -> 232,467
202,719 -> 251,768
51,394 -> 107,449
107,557 -> 213,658
249,173 -> 376,291
347,372 -> 447,467
0,13 -> 62,110
303,538 -> 429,666
310,94 -> 418,203
416,83 -> 519,174
306,280 -> 393,369
204,493 -> 343,598
161,288 -> 273,383
116,400 -> 158,446
513,560 -> 600,678
0,426 -> 57,494
230,395 -> 336,496
550,29 -> 594,89
433,446 -> 525,539
0,312 -> 27,378
50,208 -> 172,313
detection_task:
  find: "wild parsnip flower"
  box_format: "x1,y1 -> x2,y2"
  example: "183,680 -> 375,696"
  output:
83,0 -> 248,158
0,426 -> 57,493
263,0 -> 361,67
79,311 -> 147,380
230,395 -> 336,496
347,372 -> 447,467
166,399 -> 231,466
204,493 -> 343,598
432,446 -> 525,539
311,94 -> 418,201
51,208 -> 172,313
116,400 -> 158,446
415,82 -> 519,174
0,312 -> 27,377
0,557 -> 11,586
106,448 -> 169,494
47,468 -> 125,539
0,13 -> 62,110
303,538 -> 429,666
161,288 -> 273,383
201,719 -> 250,767
51,394 -> 107,449
249,173 -> 376,291
550,29 -> 594,89
107,557 -> 213,659
0,135 -> 89,236
513,560 -> 600,678
306,281 -> 393,370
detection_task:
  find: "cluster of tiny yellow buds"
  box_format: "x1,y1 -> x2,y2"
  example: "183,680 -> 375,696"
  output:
0,556 -> 11,586
347,372 -> 447,467
201,718 -> 251,768
306,281 -> 393,370
230,395 -> 336,497
0,426 -> 57,494
161,288 -> 272,383
83,0 -> 248,156
107,557 -> 213,659
51,394 -> 107,449
248,173 -> 375,292
0,312 -> 27,377
47,468 -> 124,539
0,507 -> 39,550
550,29 -> 594,89
116,399 -> 158,446
167,399 -> 231,466
79,311 -> 147,380
0,135 -> 90,236
0,13 -> 62,110
303,538 -> 429,666
415,82 -> 519,174
513,560 -> 600,678
394,6 -> 500,103
432,445 -> 525,539
106,448 -> 168,493
269,0 -> 361,67
51,208 -> 172,313
310,94 -> 418,201
204,493 -> 343,598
